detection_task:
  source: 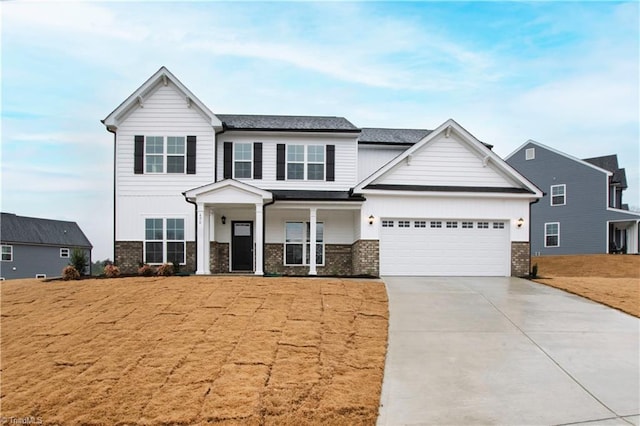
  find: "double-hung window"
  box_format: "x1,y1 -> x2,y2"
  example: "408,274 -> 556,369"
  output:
285,221 -> 324,265
233,143 -> 252,178
145,218 -> 185,264
1,245 -> 13,261
550,184 -> 566,206
545,222 -> 560,247
145,136 -> 185,174
287,145 -> 325,180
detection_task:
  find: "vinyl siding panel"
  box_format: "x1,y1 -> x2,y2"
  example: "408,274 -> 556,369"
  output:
216,133 -> 358,190
117,195 -> 194,241
376,133 -> 515,187
264,209 -> 357,244
357,145 -> 406,182
507,143 -> 612,255
115,83 -> 215,197
0,245 -> 91,279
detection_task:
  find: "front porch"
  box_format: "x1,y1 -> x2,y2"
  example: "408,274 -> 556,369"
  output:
183,180 -> 376,276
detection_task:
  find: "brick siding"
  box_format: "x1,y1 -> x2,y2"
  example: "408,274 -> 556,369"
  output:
264,243 -> 353,276
352,239 -> 379,277
210,242 -> 230,273
115,241 -> 196,275
511,241 -> 530,277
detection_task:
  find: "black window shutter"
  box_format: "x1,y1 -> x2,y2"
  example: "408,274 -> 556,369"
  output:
223,142 -> 233,179
134,135 -> 144,174
253,143 -> 263,179
276,144 -> 286,180
186,136 -> 196,174
326,144 -> 335,182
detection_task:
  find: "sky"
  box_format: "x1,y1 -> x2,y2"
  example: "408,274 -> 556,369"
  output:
1,1 -> 638,261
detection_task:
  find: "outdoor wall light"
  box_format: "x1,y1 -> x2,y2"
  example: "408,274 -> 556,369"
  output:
516,217 -> 524,228
221,215 -> 226,225
368,215 -> 375,225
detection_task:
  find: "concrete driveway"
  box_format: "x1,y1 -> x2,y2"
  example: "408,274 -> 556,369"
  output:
377,277 -> 639,426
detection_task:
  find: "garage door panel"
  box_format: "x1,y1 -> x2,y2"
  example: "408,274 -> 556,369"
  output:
380,219 -> 509,276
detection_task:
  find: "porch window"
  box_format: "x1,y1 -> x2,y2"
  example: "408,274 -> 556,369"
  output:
234,143 -> 252,179
550,184 -> 566,206
1,245 -> 12,261
145,218 -> 185,264
285,221 -> 324,265
545,222 -> 560,247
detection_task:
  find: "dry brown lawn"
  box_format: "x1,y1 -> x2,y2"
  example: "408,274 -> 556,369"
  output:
532,254 -> 639,317
0,276 -> 388,425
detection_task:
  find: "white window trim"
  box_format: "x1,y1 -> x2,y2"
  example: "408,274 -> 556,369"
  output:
283,221 -> 325,266
233,142 -> 253,179
545,222 -> 560,247
550,184 -> 566,206
60,248 -> 70,258
143,217 -> 187,265
145,135 -> 186,175
286,145 -> 326,181
1,245 -> 13,262
525,147 -> 535,160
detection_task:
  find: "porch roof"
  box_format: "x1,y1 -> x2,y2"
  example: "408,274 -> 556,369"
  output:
271,190 -> 365,202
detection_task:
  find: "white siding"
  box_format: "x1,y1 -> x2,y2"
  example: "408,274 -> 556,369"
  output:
265,209 -> 356,244
115,82 -> 215,197
375,133 -> 515,188
216,133 -> 358,190
361,194 -> 530,243
117,195 -> 194,240
357,145 -> 406,182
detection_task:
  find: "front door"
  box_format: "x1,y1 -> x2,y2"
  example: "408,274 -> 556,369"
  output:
231,221 -> 253,271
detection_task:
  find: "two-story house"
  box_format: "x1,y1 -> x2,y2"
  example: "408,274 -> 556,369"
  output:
0,212 -> 93,279
102,67 -> 541,277
506,141 -> 640,255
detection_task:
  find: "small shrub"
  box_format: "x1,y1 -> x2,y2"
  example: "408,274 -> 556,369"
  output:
138,264 -> 154,277
104,264 -> 121,278
531,263 -> 538,279
62,265 -> 80,281
156,263 -> 174,276
70,248 -> 88,275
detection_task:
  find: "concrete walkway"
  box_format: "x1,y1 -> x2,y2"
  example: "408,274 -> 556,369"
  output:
377,277 -> 639,426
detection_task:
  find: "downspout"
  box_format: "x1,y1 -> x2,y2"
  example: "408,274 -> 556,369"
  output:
183,194 -> 198,274
529,197 -> 540,259
104,124 -> 117,264
262,197 -> 276,275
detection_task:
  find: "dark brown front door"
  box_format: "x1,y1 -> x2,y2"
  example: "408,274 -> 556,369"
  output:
231,221 -> 253,271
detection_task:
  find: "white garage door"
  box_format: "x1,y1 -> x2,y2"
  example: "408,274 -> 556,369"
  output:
380,219 -> 510,276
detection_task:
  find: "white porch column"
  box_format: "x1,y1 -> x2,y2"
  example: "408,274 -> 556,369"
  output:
196,203 -> 209,275
255,203 -> 264,275
309,207 -> 317,276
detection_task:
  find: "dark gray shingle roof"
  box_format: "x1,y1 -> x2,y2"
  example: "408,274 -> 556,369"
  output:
1,213 -> 92,247
217,114 -> 359,132
583,155 -> 627,188
359,128 -> 433,145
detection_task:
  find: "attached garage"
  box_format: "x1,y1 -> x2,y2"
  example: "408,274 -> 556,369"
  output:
379,218 -> 510,276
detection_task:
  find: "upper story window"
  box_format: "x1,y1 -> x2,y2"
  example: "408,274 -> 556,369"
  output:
550,184 -> 566,206
277,144 -> 334,182
234,143 -> 253,179
1,245 -> 13,261
135,135 -> 196,175
145,136 -> 185,174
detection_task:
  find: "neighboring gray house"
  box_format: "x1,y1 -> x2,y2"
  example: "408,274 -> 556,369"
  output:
506,141 -> 640,256
0,213 -> 93,279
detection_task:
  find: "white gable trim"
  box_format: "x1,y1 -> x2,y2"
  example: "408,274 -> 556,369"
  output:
354,119 -> 542,197
505,140 -> 613,177
102,66 -> 222,131
183,179 -> 273,203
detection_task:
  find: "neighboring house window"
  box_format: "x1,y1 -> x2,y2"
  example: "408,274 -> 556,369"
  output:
60,248 -> 70,258
1,245 -> 12,261
233,143 -> 252,179
144,218 -> 185,264
285,222 -> 324,265
287,145 -> 325,180
550,184 -> 566,206
545,222 -> 560,247
525,148 -> 535,160
145,136 -> 185,174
